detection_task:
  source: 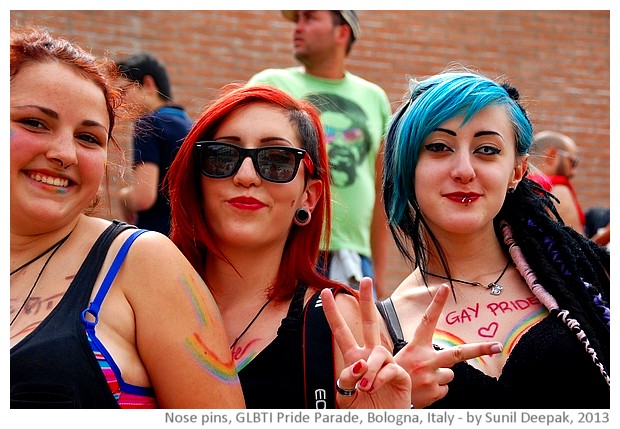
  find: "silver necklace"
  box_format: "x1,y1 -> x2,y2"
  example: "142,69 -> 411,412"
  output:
421,260 -> 511,296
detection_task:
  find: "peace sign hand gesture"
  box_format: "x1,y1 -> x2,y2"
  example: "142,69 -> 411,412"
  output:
395,284 -> 503,408
320,278 -> 412,409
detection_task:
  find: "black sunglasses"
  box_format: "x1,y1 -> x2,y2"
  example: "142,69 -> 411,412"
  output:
195,141 -> 315,183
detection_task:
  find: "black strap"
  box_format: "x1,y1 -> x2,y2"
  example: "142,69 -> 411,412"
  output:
73,220 -> 136,300
376,297 -> 408,354
302,288 -> 336,409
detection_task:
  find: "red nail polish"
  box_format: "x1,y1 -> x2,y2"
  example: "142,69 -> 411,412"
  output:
352,361 -> 362,375
359,378 -> 368,388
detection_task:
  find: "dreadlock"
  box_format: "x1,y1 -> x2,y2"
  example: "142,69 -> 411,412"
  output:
497,175 -> 610,375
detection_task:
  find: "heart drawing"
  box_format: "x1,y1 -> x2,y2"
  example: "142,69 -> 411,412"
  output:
478,322 -> 499,338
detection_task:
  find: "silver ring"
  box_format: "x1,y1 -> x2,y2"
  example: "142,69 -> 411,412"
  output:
336,379 -> 356,396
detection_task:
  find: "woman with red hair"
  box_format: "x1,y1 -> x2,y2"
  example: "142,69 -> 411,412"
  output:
166,84 -> 416,408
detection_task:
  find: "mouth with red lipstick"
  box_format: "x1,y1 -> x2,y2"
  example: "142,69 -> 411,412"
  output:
444,192 -> 480,205
227,196 -> 266,211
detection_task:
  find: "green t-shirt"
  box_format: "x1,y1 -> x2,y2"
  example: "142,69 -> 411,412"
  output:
248,67 -> 391,257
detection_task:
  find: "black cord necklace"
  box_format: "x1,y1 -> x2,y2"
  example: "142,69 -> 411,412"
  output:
229,299 -> 272,350
10,231 -> 73,326
421,260 -> 511,296
10,232 -> 73,276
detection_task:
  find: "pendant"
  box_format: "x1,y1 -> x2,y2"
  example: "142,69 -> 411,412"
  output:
488,282 -> 503,295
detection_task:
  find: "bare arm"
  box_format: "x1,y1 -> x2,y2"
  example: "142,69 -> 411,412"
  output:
119,162 -> 159,212
551,184 -> 585,235
123,232 -> 244,408
371,143 -> 390,299
591,223 -> 610,246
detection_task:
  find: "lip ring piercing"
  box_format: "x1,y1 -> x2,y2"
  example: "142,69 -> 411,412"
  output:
461,197 -> 473,206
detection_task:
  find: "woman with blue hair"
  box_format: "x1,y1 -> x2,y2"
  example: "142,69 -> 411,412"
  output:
378,70 -> 610,408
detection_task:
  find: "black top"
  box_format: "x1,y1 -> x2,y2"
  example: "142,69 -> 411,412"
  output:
238,282 -> 307,408
379,299 -> 610,409
10,221 -> 134,408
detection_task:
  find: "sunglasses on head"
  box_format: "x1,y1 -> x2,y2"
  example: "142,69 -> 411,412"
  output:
195,141 -> 315,183
556,149 -> 580,168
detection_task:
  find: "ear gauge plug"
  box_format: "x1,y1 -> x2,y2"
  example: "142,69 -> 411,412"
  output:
294,207 -> 311,226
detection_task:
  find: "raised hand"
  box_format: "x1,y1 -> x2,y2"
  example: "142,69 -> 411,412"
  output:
395,284 -> 503,408
320,278 -> 411,409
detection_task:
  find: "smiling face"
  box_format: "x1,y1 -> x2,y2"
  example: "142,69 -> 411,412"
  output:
200,102 -> 321,254
10,61 -> 110,233
414,105 -> 527,238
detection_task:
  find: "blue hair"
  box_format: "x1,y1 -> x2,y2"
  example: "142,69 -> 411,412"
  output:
384,71 -> 533,228
382,71 -> 610,387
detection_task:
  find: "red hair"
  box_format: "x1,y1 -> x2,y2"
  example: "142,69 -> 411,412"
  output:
166,84 -> 346,301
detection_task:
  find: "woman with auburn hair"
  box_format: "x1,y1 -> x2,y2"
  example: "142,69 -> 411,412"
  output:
10,25 -> 244,408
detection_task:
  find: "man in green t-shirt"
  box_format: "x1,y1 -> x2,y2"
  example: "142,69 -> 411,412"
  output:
248,11 -> 391,298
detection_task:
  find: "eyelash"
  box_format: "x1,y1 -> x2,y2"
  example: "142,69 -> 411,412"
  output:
77,133 -> 103,146
424,142 -> 449,152
21,118 -> 45,129
19,118 -> 103,147
423,142 -> 501,155
475,146 -> 501,155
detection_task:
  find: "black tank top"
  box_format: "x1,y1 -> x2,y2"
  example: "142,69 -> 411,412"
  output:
11,221 -> 134,408
238,282 -> 307,408
377,298 -> 610,408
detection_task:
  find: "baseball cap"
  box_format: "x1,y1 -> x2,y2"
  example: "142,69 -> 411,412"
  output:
281,10 -> 360,40
117,53 -> 172,100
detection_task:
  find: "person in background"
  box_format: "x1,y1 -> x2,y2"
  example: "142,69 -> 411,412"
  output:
10,26 -> 244,409
379,70 -> 610,408
585,206 -> 610,247
117,52 -> 192,236
248,11 -> 391,298
528,130 -> 586,235
165,83 -> 501,409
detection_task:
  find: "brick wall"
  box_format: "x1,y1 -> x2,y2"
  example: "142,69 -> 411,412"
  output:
10,10 -> 610,296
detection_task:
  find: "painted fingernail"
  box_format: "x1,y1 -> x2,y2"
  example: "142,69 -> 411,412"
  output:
352,361 -> 363,375
491,343 -> 503,354
359,378 -> 368,388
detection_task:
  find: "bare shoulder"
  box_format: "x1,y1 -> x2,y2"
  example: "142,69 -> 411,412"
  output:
332,288 -> 361,320
550,183 -> 574,204
114,229 -> 202,294
391,271 -> 434,302
122,229 -> 188,264
389,271 -> 437,326
331,287 -> 395,348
